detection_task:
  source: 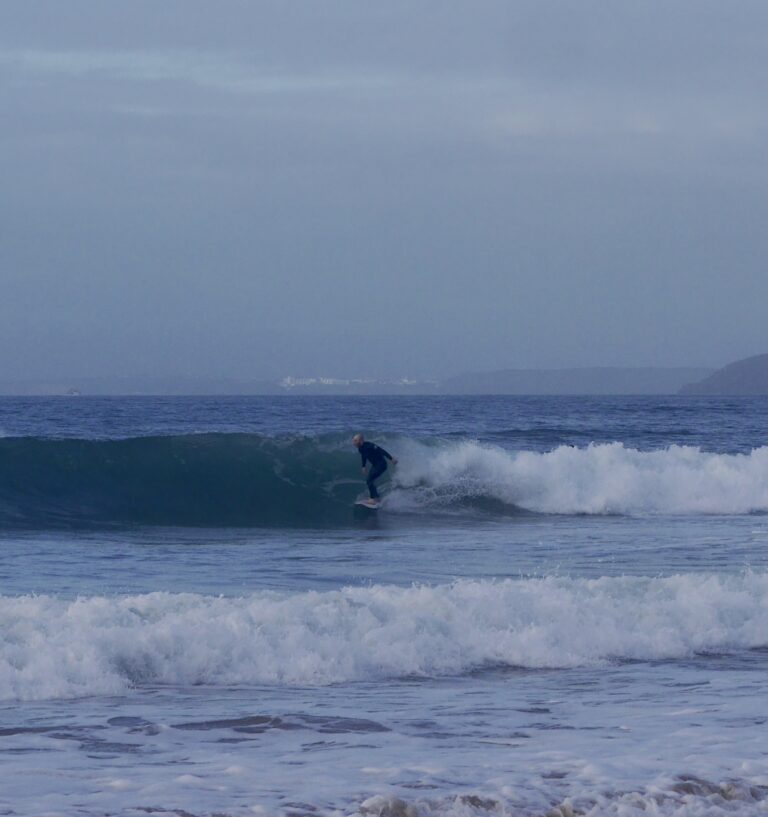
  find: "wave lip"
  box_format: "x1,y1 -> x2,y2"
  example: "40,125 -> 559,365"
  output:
1,572 -> 766,701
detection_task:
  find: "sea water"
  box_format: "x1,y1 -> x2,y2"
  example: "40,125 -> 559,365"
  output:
0,395 -> 766,816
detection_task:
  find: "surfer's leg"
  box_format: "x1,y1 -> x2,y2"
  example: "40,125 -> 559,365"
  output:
366,470 -> 380,499
367,462 -> 387,499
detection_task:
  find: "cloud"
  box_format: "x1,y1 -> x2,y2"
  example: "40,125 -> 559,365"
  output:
4,45 -> 764,151
1,49 -> 398,96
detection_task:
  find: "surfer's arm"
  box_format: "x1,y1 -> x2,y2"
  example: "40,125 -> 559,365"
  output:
379,446 -> 397,465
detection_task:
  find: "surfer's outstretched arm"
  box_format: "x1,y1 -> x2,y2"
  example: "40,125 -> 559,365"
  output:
377,446 -> 397,465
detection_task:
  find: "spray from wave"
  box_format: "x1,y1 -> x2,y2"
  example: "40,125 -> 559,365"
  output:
1,572 -> 766,700
0,434 -> 767,527
392,438 -> 768,516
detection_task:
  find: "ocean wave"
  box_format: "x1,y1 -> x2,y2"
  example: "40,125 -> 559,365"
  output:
1,573 -> 766,700
0,432 -> 357,527
391,439 -> 768,516
0,434 -> 767,527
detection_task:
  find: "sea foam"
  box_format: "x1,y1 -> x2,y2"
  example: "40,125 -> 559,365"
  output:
392,441 -> 768,515
1,572 -> 766,700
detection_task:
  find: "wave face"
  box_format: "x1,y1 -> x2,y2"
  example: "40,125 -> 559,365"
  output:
0,433 -> 358,527
1,573 -> 766,701
1,434 -> 768,527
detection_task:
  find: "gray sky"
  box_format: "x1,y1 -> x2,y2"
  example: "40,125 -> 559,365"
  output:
2,1 -> 767,381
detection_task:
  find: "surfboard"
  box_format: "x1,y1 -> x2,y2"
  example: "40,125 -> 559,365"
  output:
354,498 -> 381,510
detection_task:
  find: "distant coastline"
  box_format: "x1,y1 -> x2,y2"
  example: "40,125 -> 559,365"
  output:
0,366 -> 721,396
5,354 -> 768,396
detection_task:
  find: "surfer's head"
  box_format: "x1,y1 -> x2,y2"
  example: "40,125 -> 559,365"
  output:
352,434 -> 364,448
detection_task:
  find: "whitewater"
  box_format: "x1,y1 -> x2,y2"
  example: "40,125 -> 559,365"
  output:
0,394 -> 767,817
2,573 -> 768,700
391,439 -> 768,515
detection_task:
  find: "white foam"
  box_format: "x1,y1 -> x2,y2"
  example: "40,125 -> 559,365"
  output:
359,780 -> 768,817
1,572 -> 767,700
391,441 -> 768,515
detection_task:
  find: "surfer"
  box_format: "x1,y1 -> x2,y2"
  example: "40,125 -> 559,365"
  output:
352,434 -> 397,503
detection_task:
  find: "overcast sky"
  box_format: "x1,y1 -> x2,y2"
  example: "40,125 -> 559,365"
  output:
2,1 -> 767,381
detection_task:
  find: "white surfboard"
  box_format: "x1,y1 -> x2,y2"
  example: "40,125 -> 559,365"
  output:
354,498 -> 381,510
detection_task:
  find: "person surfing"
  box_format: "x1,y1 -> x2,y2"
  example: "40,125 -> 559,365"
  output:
352,434 -> 397,506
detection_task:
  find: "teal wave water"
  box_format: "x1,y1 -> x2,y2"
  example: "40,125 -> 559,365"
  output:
0,433 -> 363,527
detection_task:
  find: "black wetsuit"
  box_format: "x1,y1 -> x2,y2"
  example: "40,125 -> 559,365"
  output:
359,442 -> 393,499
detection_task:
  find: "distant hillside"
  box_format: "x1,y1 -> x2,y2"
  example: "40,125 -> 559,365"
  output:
679,353 -> 768,395
442,367 -> 714,395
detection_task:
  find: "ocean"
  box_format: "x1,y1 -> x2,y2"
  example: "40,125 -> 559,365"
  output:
0,394 -> 766,816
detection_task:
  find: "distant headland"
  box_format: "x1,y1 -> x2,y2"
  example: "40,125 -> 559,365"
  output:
678,353 -> 768,395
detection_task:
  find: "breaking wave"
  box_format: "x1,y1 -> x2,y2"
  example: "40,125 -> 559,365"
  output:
0,434 -> 767,527
1,572 -> 766,700
391,438 -> 768,516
